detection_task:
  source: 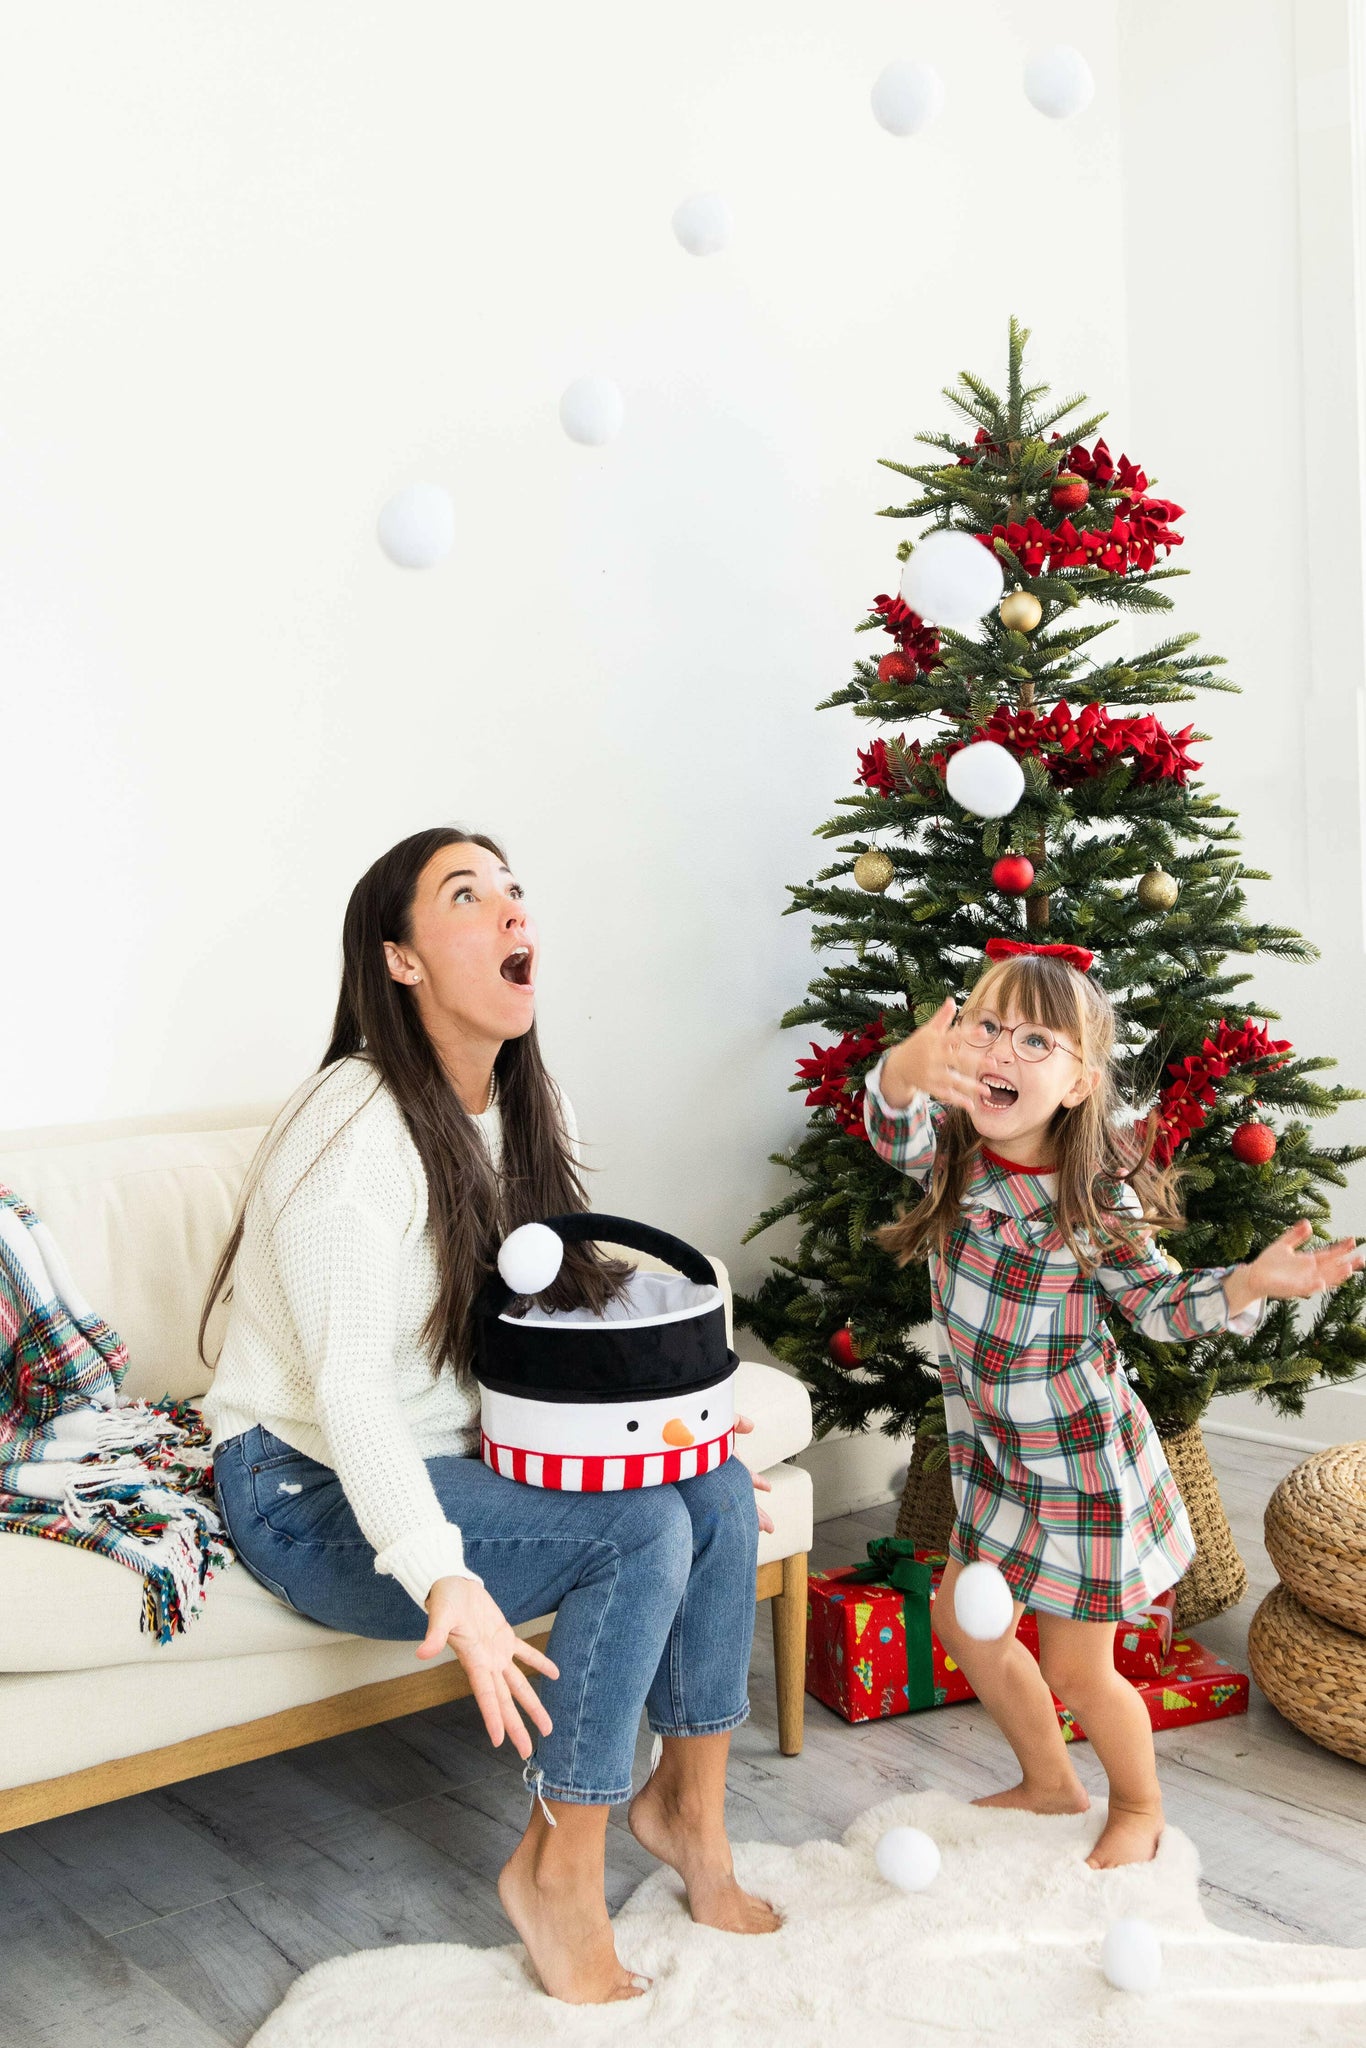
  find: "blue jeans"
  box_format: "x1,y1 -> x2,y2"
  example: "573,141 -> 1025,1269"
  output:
213,1425 -> 758,1807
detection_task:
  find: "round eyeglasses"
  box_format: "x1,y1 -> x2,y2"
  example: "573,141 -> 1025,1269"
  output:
958,1012 -> 1081,1065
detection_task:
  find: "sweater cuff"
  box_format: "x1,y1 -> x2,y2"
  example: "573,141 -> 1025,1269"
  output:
374,1523 -> 482,1610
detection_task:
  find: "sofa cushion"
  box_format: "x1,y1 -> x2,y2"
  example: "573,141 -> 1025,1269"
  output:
0,1124 -> 267,1404
0,1424 -> 813,1673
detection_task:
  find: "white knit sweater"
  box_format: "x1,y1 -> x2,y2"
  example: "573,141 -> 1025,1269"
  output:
203,1055 -> 577,1611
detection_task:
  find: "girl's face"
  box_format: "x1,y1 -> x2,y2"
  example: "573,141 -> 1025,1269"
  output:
385,840 -> 539,1043
953,1001 -> 1099,1148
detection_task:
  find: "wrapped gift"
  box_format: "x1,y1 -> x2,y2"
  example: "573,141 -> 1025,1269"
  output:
805,1545 -> 974,1724
1057,1635 -> 1250,1744
807,1539 -> 1198,1728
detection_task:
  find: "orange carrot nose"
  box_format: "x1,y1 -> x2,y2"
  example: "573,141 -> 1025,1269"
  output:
661,1418 -> 695,1449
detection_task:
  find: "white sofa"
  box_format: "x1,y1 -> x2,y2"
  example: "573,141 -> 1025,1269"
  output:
0,1105 -> 813,1831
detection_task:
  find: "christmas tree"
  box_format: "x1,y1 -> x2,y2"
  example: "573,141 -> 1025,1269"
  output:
737,320 -> 1366,1479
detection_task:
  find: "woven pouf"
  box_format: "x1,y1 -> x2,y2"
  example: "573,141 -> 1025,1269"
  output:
1158,1421 -> 1249,1629
1263,1440 -> 1366,1634
1248,1580 -> 1366,1766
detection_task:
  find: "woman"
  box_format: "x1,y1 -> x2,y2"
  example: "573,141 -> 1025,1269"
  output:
202,827 -> 778,2004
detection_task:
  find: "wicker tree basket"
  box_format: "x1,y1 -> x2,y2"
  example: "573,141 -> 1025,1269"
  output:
894,1432 -> 957,1554
1248,1581 -> 1366,1767
1157,1421 -> 1249,1629
1263,1441 -> 1366,1634
896,1417 -> 1247,1629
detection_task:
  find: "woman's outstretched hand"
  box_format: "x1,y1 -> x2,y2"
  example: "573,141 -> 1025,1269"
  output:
419,1574 -> 558,1757
734,1412 -> 774,1533
879,997 -> 978,1113
1228,1219 -> 1366,1313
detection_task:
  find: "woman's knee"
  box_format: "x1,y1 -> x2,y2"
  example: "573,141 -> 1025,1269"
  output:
596,1484 -> 694,1602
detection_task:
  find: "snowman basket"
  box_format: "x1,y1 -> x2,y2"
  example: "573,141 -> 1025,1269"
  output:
473,1213 -> 737,1490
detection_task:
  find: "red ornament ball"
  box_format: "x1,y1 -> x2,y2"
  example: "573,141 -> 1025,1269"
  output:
991,854 -> 1035,896
827,1326 -> 863,1369
1050,475 -> 1090,513
1231,1121 -> 1277,1165
877,650 -> 919,686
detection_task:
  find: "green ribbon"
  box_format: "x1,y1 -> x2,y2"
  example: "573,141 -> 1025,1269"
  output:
844,1536 -> 937,1713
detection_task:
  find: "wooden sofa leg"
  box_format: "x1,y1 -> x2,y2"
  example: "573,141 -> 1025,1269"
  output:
770,1550 -> 808,1757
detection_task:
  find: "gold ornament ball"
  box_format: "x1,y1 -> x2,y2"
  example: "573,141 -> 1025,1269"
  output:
853,849 -> 895,893
999,590 -> 1043,633
1137,865 -> 1180,911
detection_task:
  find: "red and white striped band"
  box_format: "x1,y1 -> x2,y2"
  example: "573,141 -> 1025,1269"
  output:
480,1428 -> 735,1491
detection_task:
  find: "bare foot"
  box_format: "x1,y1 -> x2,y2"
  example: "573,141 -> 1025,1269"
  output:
497,1834 -> 648,2003
1085,1799 -> 1163,1869
973,1775 -> 1091,1817
628,1773 -> 781,1934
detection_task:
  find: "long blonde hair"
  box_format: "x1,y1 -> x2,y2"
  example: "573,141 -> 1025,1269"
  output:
875,952 -> 1183,1272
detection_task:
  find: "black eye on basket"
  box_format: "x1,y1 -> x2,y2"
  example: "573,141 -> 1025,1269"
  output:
701,1410 -> 709,1421
626,1420 -> 638,1433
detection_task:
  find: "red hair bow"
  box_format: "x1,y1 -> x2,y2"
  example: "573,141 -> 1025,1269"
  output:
984,937 -> 1095,974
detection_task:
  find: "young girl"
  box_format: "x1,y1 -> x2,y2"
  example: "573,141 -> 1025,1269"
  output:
865,937 -> 1363,1869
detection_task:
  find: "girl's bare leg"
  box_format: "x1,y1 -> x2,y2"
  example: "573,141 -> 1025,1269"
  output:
498,1800 -> 648,2003
628,1730 -> 781,1932
1036,1611 -> 1163,1866
933,1558 -> 1090,1815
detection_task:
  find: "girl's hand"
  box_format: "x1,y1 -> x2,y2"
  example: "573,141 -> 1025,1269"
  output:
734,1413 -> 774,1533
418,1574 -> 559,1758
880,997 -> 978,1113
1232,1220 -> 1366,1311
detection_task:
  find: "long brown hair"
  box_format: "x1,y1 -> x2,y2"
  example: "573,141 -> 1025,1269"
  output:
199,827 -> 628,1369
875,953 -> 1184,1272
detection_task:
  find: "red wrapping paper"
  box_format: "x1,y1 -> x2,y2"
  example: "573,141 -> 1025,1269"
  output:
806,1550 -> 1196,1728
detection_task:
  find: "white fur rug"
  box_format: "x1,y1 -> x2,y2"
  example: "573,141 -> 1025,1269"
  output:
249,1790 -> 1366,2048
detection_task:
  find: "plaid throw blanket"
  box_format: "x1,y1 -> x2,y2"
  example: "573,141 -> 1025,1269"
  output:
0,1182 -> 232,1640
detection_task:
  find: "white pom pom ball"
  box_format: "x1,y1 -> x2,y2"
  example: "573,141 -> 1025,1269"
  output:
377,483 -> 455,570
672,192 -> 733,257
559,376 -> 624,447
870,60 -> 945,138
1101,1917 -> 1163,1995
874,1826 -> 941,1892
899,531 -> 1004,629
944,741 -> 1025,820
952,1559 -> 1015,1641
1023,46 -> 1096,121
498,1223 -> 565,1297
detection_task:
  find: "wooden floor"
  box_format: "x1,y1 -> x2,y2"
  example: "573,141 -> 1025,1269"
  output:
2,1433 -> 1363,2047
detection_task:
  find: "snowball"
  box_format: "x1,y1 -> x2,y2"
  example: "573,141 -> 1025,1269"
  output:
498,1223 -> 566,1297
870,60 -> 945,138
559,376 -> 624,446
1101,1917 -> 1163,1995
672,192 -> 733,257
1023,46 -> 1096,121
944,741 -> 1025,820
377,482 -> 455,570
952,1559 -> 1015,1641
874,1826 -> 941,1892
900,530 -> 1004,629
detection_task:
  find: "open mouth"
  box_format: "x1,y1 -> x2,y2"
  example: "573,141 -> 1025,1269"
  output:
980,1071 -> 1019,1112
500,946 -> 534,988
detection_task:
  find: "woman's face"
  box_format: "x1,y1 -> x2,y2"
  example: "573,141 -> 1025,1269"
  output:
386,840 -> 539,1043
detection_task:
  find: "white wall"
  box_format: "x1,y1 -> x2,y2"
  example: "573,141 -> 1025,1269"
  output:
1118,0 -> 1366,1455
1,4 -> 1124,1214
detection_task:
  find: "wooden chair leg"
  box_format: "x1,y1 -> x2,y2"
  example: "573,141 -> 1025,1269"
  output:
770,1549 -> 808,1756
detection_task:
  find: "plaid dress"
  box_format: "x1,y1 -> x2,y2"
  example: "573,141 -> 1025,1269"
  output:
865,1066 -> 1262,1621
